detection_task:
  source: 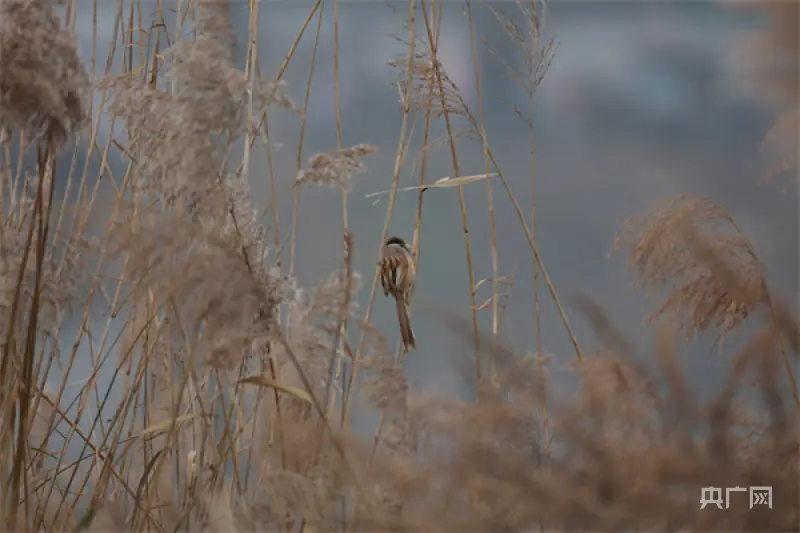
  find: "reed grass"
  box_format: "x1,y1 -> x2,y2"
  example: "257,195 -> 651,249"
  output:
0,0 -> 797,531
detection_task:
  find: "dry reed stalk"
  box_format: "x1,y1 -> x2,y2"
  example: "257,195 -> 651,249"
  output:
289,0 -> 325,278
326,0 -> 351,454
386,0 -> 580,364
486,0 -> 557,459
464,1 -> 497,389
0,0 -> 89,527
339,0 -> 420,449
420,0 -> 482,365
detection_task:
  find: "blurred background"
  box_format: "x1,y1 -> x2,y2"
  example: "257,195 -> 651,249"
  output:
67,0 -> 797,421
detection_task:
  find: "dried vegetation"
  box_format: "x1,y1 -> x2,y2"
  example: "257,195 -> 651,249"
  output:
0,0 -> 796,532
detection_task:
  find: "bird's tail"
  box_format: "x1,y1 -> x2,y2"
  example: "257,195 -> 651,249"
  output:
395,296 -> 416,352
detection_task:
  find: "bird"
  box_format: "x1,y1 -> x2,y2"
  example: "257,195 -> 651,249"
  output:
379,236 -> 416,352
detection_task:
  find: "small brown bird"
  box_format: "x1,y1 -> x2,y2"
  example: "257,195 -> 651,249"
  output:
380,236 -> 416,352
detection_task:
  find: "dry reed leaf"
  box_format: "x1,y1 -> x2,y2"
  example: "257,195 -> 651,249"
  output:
365,173 -> 498,200
140,414 -> 196,437
237,375 -> 313,404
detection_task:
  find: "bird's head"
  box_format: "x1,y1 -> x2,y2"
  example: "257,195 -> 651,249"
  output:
385,236 -> 411,251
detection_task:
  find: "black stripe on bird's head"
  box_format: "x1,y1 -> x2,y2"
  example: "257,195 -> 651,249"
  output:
386,236 -> 410,251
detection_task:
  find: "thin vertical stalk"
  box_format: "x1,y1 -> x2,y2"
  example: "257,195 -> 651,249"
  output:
347,2 -> 418,527
289,0 -> 325,277
420,0 -> 482,368
329,0 -> 348,421
344,0 -> 418,420
465,0 -> 497,389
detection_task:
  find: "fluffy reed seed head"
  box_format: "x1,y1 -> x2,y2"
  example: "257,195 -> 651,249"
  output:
0,0 -> 89,146
613,194 -> 767,340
